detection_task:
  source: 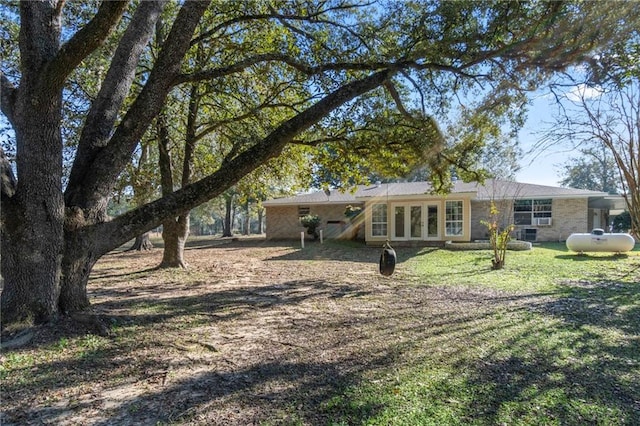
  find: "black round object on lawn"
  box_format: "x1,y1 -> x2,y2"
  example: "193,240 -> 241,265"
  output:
379,242 -> 396,276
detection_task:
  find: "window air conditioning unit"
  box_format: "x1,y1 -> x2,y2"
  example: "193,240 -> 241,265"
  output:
536,217 -> 552,226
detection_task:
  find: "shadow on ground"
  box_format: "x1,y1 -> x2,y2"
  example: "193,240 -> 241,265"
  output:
2,240 -> 638,425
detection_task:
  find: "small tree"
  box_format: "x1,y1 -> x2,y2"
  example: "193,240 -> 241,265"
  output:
300,214 -> 321,240
481,202 -> 515,270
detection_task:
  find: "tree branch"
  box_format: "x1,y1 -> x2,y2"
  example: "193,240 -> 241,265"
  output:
186,59 -> 437,87
400,71 -> 427,115
290,136 -> 349,146
172,54 -> 309,84
93,69 -> 395,252
65,0 -> 166,205
68,0 -> 210,214
383,80 -> 413,119
45,1 -> 130,90
0,73 -> 17,126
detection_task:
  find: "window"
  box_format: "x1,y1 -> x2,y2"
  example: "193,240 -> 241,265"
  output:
394,206 -> 405,238
445,200 -> 464,236
372,203 -> 387,237
410,206 -> 422,238
427,205 -> 438,238
298,206 -> 310,217
514,199 -> 552,225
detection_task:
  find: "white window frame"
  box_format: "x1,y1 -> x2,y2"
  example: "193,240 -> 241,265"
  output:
371,203 -> 388,237
514,199 -> 552,226
445,200 -> 464,237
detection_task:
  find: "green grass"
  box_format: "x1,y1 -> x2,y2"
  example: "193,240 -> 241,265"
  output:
0,333 -> 112,393
406,242 -> 640,292
323,243 -> 640,425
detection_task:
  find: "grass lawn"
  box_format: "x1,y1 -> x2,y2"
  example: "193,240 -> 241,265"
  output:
330,243 -> 640,425
1,238 -> 638,425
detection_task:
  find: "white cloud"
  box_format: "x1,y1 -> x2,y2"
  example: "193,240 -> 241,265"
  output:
565,84 -> 604,102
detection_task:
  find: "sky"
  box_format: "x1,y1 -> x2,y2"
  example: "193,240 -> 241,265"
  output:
514,82 -> 606,187
514,89 -> 581,187
515,94 -> 568,187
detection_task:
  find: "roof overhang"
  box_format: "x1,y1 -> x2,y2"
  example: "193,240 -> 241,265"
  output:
588,195 -> 627,210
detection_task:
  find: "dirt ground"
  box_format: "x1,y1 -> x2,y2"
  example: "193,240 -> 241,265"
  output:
1,237 -> 541,425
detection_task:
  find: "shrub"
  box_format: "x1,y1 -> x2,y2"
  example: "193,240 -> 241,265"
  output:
612,211 -> 631,232
300,214 -> 321,240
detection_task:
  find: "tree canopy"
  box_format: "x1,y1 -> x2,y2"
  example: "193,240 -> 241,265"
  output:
558,147 -> 620,194
1,0 -> 638,329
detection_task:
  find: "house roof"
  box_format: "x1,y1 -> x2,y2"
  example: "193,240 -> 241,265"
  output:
263,179 -> 618,206
471,179 -> 609,199
263,189 -> 359,205
355,180 -> 478,198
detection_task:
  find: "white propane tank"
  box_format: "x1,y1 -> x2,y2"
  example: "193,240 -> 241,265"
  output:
566,228 -> 635,253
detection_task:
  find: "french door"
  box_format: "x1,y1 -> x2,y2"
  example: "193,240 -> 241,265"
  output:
393,204 -> 424,240
426,204 -> 439,239
393,203 -> 439,240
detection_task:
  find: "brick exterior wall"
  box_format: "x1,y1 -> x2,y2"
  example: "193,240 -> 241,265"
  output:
550,198 -> 589,241
265,203 -> 364,240
470,199 -> 513,241
264,205 -> 301,239
269,198 -> 595,243
471,198 -> 590,242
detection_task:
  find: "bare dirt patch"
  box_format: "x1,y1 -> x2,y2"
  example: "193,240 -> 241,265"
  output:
1,238 -> 544,425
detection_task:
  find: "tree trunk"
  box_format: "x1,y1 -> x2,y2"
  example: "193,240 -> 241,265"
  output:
244,202 -> 250,235
1,199 -> 64,326
257,207 -> 264,234
222,194 -> 234,237
58,227 -> 98,314
1,3 -> 65,327
491,259 -> 505,270
128,232 -> 154,251
159,214 -> 189,268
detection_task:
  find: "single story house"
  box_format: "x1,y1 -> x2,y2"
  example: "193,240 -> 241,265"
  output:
263,179 -> 626,245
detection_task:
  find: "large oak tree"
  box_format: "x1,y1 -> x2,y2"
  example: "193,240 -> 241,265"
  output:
1,0 -> 637,330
